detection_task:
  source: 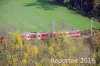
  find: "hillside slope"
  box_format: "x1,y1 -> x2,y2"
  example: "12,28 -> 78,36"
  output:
0,0 -> 100,32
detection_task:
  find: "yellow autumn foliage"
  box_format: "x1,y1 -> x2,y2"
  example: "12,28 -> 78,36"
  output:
48,46 -> 54,54
61,64 -> 67,66
0,32 -> 96,66
57,51 -> 64,58
11,55 -> 18,63
22,59 -> 27,64
15,33 -> 23,49
31,45 -> 39,55
24,52 -> 28,59
26,45 -> 31,52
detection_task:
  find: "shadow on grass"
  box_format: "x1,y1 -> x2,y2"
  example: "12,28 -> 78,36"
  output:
24,0 -> 63,10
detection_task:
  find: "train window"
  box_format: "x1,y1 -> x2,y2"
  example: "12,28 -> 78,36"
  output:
46,34 -> 48,36
54,34 -> 55,37
77,32 -> 79,33
31,36 -> 33,38
42,34 -> 45,36
33,35 -> 36,38
38,35 -> 40,37
27,36 -> 30,38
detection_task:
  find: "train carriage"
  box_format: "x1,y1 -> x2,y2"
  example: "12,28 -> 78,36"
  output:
0,30 -> 81,42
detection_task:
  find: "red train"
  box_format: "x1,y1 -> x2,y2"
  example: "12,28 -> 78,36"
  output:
20,30 -> 81,41
0,30 -> 81,42
20,32 -> 51,41
0,36 -> 5,44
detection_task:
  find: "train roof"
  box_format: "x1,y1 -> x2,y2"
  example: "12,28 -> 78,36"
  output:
21,32 -> 50,34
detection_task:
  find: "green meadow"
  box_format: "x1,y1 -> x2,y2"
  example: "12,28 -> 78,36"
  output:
0,0 -> 100,32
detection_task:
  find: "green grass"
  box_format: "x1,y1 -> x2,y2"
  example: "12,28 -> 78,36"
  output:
0,0 -> 100,32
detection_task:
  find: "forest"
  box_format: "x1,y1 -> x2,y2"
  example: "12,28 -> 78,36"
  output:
0,31 -> 100,66
56,0 -> 100,21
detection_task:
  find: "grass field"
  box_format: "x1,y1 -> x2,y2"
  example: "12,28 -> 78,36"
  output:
0,0 -> 100,33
